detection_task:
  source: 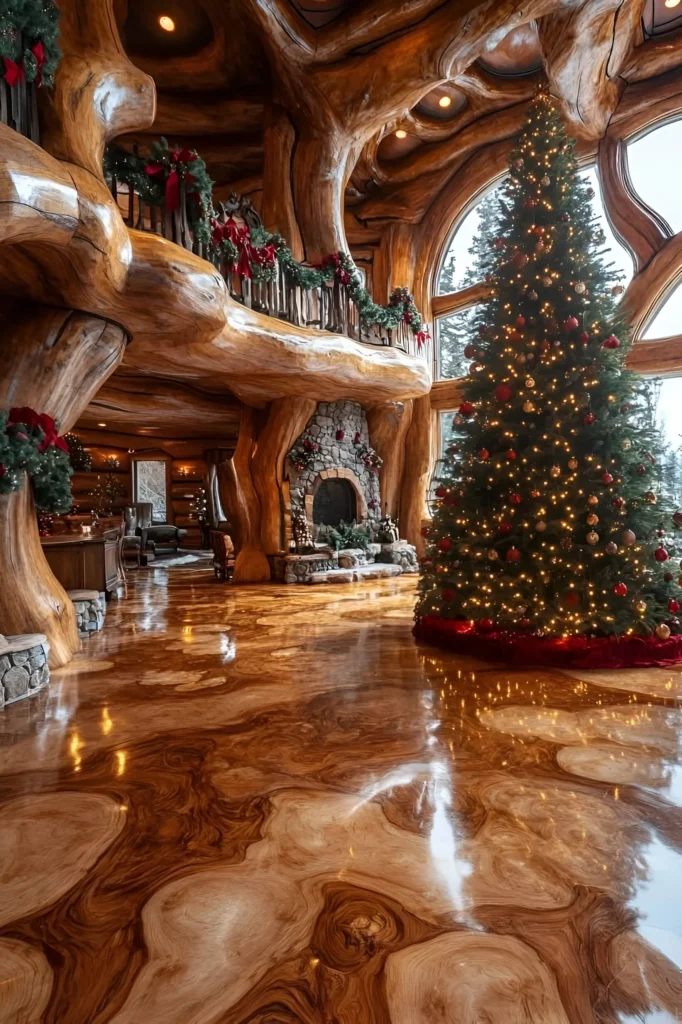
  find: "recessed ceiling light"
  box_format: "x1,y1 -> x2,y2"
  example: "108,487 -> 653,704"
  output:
665,0 -> 680,7
97,422 -> 107,427
438,95 -> 452,108
395,129 -> 407,139
159,15 -> 176,31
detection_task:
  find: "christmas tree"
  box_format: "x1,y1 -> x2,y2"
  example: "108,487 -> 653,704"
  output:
416,91 -> 682,664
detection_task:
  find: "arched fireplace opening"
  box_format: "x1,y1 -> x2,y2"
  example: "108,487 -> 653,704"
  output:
312,478 -> 357,526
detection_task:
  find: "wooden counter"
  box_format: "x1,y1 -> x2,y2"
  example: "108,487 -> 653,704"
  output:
41,529 -> 121,595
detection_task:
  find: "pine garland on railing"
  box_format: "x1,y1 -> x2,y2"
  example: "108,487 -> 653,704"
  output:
0,408 -> 73,512
0,0 -> 60,88
104,139 -> 214,244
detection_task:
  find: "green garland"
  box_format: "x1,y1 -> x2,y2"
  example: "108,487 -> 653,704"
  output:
104,139 -> 214,245
0,408 -> 73,512
0,0 -> 60,86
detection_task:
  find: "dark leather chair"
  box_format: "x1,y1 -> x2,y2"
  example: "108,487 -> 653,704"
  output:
131,502 -> 187,553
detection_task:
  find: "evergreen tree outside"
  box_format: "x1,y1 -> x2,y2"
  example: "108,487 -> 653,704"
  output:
417,92 -> 682,652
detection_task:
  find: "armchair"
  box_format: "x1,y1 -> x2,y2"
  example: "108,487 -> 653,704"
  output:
131,502 -> 187,553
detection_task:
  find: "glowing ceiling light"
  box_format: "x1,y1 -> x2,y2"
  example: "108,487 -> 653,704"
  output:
395,129 -> 407,139
665,0 -> 680,7
159,15 -> 176,31
438,95 -> 452,108
97,422 -> 107,427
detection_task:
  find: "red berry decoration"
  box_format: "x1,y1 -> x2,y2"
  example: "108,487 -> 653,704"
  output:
509,493 -> 522,505
506,547 -> 521,563
637,465 -> 646,474
438,538 -> 452,553
459,401 -> 474,417
613,583 -> 628,597
336,429 -> 345,441
495,384 -> 513,403
516,315 -> 526,327
499,521 -> 512,535
584,413 -> 596,425
562,316 -> 579,333
506,449 -> 517,461
435,485 -> 447,498
669,599 -> 681,614
579,331 -> 589,345
612,497 -> 624,509
603,334 -> 621,349
655,547 -> 669,562
601,472 -> 614,485
479,448 -> 490,461
477,618 -> 495,632
441,589 -> 456,602
420,526 -> 430,538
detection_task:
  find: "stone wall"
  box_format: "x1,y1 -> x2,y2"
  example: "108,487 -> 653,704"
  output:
0,636 -> 50,707
288,401 -> 381,536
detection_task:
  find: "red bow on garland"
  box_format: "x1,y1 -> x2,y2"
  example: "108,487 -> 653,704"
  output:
211,218 -> 277,279
144,149 -> 197,212
416,329 -> 431,351
320,253 -> 351,285
7,407 -> 69,452
3,41 -> 47,88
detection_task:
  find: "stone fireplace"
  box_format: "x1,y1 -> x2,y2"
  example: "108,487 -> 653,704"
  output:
286,401 -> 380,544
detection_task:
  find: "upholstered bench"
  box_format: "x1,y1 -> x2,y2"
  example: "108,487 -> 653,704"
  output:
67,590 -> 107,636
0,634 -> 50,707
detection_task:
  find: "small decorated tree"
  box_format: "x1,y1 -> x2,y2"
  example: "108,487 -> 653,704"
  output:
416,91 -> 682,667
89,458 -> 125,516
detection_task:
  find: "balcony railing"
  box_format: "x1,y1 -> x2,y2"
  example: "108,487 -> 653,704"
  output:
107,167 -> 430,362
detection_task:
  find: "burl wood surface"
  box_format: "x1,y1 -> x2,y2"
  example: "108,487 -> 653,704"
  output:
1,564 -> 681,1022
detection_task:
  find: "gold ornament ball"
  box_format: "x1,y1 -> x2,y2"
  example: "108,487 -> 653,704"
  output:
633,599 -> 647,614
586,531 -> 599,545
622,439 -> 632,451
523,400 -> 535,413
655,623 -> 672,641
516,353 -> 527,364
529,290 -> 539,301
535,520 -> 547,532
622,529 -> 636,546
550,465 -> 561,478
568,458 -> 578,470
586,513 -> 599,526
587,495 -> 598,506
541,175 -> 551,186
525,377 -> 535,389
542,276 -> 552,287
488,549 -> 499,561
605,541 -> 618,554
645,491 -> 657,504
574,281 -> 586,294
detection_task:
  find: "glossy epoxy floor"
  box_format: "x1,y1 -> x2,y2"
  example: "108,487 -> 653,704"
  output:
1,561 -> 682,1023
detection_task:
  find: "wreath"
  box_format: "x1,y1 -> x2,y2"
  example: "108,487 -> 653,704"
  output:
287,437 -> 321,473
0,0 -> 60,87
0,408 -> 73,512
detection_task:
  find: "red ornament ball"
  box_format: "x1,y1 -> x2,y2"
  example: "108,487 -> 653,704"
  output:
655,547 -> 669,563
479,448 -> 490,461
612,496 -> 624,509
438,538 -> 452,553
669,599 -> 681,614
506,449 -> 517,461
506,547 -> 522,563
477,618 -> 495,633
511,251 -> 529,269
420,526 -> 430,538
508,329 -> 523,343
601,472 -> 614,485
459,401 -> 474,417
560,213 -> 570,222
540,340 -> 551,352
435,485 -> 447,498
463,344 -> 476,359
603,334 -> 621,349
621,403 -> 632,413
499,521 -> 512,535
516,315 -> 526,327
441,589 -> 456,602
579,331 -> 589,345
509,493 -> 522,505
495,384 -> 513,403
637,465 -> 646,475
613,582 -> 628,597
562,316 -> 579,333
584,413 -> 596,426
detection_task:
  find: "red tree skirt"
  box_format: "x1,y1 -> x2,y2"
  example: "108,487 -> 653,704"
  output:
413,616 -> 682,669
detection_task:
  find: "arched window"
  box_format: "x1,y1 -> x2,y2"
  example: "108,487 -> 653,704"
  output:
437,180 -> 506,295
628,121 -> 682,235
642,279 -> 682,340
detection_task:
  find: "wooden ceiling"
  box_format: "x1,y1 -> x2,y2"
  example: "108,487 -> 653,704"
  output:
111,0 -> 682,240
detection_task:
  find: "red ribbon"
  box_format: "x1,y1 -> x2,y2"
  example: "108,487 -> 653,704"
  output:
4,57 -> 24,87
144,161 -> 164,177
165,169 -> 180,212
31,40 -> 46,86
236,245 -> 252,280
7,408 -> 68,452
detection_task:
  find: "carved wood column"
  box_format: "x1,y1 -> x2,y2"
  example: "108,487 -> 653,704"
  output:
252,397 -> 316,555
261,104 -> 304,260
399,395 -> 432,556
217,407 -> 271,583
0,301 -> 128,666
366,401 -> 414,520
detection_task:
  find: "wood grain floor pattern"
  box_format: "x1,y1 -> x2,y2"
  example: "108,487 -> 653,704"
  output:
0,563 -> 681,1022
